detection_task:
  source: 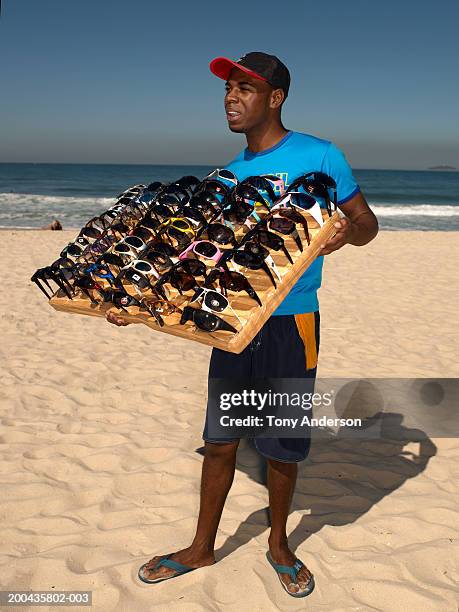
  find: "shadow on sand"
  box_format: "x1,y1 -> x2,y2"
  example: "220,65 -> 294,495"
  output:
196,411 -> 437,560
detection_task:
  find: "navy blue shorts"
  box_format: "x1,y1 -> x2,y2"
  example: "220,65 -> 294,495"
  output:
203,312 -> 320,463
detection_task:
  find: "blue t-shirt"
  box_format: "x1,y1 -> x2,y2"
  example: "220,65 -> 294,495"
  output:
225,130 -> 360,315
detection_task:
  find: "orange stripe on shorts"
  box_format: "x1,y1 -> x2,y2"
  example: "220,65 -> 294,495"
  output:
294,313 -> 318,370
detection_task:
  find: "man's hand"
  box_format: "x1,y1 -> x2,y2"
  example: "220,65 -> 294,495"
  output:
106,311 -> 130,326
320,192 -> 379,255
319,218 -> 353,255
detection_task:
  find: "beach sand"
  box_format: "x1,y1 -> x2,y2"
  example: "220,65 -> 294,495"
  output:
0,229 -> 458,611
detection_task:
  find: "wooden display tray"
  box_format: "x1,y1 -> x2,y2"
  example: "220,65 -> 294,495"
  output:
50,210 -> 339,353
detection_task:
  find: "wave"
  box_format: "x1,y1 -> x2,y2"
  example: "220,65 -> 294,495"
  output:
0,194 -> 458,232
1,193 -> 458,212
370,204 -> 459,217
0,192 -> 115,209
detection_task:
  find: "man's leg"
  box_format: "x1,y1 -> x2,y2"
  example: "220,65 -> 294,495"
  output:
267,458 -> 312,594
140,440 -> 239,581
253,312 -> 320,594
140,341 -> 251,582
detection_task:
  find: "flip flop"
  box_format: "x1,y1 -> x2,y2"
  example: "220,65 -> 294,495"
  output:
138,554 -> 197,584
266,551 -> 315,598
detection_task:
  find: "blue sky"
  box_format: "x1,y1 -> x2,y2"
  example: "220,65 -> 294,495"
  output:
1,0 -> 458,169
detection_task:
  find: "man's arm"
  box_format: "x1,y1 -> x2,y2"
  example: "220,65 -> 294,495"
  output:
319,191 -> 379,255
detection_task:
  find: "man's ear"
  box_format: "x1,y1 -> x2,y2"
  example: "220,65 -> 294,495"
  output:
270,88 -> 285,109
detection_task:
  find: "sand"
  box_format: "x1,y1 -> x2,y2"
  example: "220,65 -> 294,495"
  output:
0,229 -> 458,611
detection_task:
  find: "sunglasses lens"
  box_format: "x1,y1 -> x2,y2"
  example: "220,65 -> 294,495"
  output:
245,242 -> 266,258
172,219 -> 189,230
291,193 -> 316,208
154,242 -> 177,256
208,224 -> 232,244
125,236 -> 143,248
134,261 -> 153,272
234,251 -> 255,267
66,244 -> 83,256
195,242 -> 217,258
258,231 -> 280,248
204,292 -> 226,312
182,259 -> 206,276
172,272 -> 194,291
194,310 -> 217,332
270,218 -> 293,232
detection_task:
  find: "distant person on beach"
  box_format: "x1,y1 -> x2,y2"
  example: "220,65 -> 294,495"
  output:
107,52 -> 379,596
41,219 -> 62,230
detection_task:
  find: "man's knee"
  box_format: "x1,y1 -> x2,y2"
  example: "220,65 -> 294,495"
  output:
204,440 -> 240,458
267,456 -> 298,474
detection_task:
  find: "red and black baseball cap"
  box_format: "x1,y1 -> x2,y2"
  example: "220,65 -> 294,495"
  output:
210,52 -> 290,97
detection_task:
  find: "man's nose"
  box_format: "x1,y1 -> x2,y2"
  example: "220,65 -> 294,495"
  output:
225,90 -> 238,104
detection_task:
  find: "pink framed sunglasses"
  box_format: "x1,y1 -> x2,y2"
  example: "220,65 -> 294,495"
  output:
178,240 -> 226,264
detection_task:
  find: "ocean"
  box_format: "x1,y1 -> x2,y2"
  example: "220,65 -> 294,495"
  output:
0,163 -> 458,231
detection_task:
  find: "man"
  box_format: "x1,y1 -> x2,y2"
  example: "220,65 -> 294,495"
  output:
108,52 -> 378,597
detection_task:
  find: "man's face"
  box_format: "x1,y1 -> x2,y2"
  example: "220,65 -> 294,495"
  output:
224,67 -> 274,133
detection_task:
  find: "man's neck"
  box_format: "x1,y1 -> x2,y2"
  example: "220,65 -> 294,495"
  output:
245,123 -> 289,154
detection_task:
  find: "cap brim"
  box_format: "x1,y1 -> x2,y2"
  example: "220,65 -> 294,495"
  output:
209,57 -> 268,83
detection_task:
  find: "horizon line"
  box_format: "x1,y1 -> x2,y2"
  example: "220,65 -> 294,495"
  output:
0,161 -> 457,173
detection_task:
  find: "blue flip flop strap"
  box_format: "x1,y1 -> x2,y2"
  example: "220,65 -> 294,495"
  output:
155,557 -> 194,574
271,558 -> 304,582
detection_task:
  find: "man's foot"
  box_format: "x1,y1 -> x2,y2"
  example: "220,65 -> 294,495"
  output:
139,546 -> 215,582
268,541 -> 313,595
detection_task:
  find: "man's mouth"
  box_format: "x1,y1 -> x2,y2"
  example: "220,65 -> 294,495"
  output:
226,110 -> 242,122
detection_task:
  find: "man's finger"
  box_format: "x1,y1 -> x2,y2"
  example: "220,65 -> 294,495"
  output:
321,234 -> 345,249
320,236 -> 347,254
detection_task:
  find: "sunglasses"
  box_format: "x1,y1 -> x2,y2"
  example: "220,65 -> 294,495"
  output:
189,190 -> 224,216
191,287 -> 243,327
180,306 -> 237,334
161,184 -> 191,206
268,216 -> 303,252
227,184 -> 271,225
175,175 -> 200,195
199,222 -> 237,247
204,168 -> 239,188
260,174 -> 285,196
113,235 -> 147,262
243,240 -> 283,283
143,248 -> 176,273
278,192 -> 325,228
116,184 -> 145,199
144,239 -> 179,259
31,266 -> 72,300
120,205 -> 145,229
220,248 -> 277,288
123,259 -> 161,280
196,179 -> 231,201
271,206 -> 311,245
60,237 -> 90,261
107,289 -> 165,327
130,225 -> 158,243
155,259 -> 207,297
241,227 -> 293,264
96,252 -> 126,274
178,240 -> 227,264
84,262 -> 116,285
177,206 -> 209,229
143,298 -> 183,317
288,174 -> 336,217
239,176 -> 277,207
205,268 -> 261,306
158,217 -> 196,238
73,275 -> 106,304
114,266 -> 157,298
